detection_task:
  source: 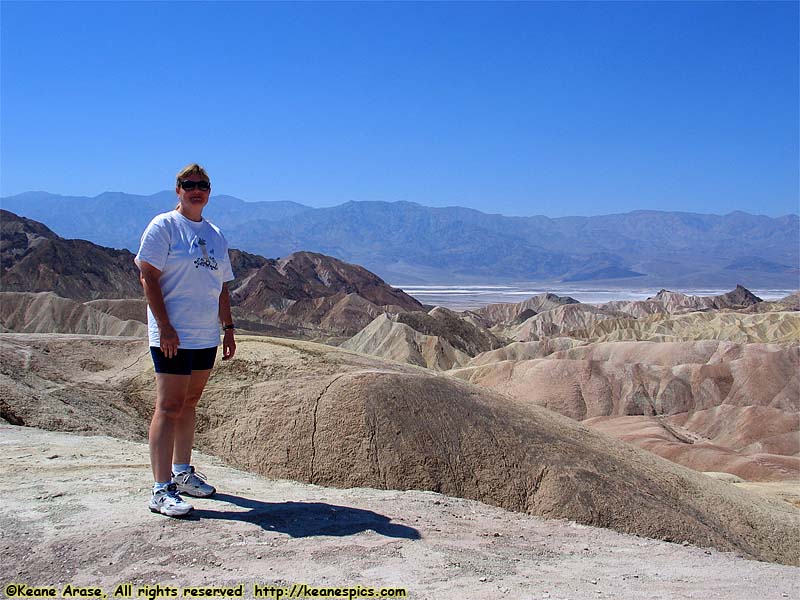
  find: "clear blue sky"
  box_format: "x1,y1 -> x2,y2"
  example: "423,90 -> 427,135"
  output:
1,1 -> 797,217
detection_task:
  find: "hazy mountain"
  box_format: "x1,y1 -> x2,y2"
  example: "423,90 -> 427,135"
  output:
0,191 -> 311,251
0,210 -> 421,337
2,193 -> 797,286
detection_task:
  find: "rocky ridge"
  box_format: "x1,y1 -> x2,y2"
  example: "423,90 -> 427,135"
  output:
229,250 -> 423,337
1,209 -> 143,300
597,286 -> 764,319
473,292 -> 579,327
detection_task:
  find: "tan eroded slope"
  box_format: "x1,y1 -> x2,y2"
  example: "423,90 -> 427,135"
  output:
0,292 -> 147,337
340,313 -> 471,370
1,333 -> 797,564
341,307 -> 502,370
570,310 -> 800,344
466,338 -> 586,366
84,298 -> 148,323
500,304 -> 629,341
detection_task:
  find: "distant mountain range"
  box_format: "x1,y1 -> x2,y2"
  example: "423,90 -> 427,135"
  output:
0,210 -> 422,337
2,191 -> 798,287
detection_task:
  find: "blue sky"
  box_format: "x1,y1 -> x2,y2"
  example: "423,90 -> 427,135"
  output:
1,1 -> 797,217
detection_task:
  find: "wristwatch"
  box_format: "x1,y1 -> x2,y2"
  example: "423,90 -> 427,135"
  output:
222,323 -> 236,331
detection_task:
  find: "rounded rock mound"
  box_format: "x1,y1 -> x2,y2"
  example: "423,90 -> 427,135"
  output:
2,334 -> 797,565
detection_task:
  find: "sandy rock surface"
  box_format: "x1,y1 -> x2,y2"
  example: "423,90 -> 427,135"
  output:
2,425 -> 798,600
2,333 -> 798,566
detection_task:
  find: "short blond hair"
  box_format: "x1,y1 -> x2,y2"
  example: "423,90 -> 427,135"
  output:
174,164 -> 211,209
175,163 -> 211,186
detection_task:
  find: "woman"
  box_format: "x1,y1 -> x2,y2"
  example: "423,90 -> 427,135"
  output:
135,163 -> 236,517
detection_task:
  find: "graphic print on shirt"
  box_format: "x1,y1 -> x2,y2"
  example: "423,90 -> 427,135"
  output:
192,237 -> 219,270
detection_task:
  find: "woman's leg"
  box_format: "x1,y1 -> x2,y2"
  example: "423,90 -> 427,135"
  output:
150,373 -> 191,483
172,368 -> 213,466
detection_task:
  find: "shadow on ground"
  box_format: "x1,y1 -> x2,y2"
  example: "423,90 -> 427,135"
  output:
189,494 -> 421,539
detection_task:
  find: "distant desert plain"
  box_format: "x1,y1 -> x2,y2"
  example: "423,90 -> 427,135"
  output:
1,208 -> 799,599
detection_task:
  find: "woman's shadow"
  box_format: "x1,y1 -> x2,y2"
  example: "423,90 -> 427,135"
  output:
188,493 -> 421,540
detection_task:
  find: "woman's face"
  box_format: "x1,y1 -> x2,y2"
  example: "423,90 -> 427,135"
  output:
176,174 -> 211,212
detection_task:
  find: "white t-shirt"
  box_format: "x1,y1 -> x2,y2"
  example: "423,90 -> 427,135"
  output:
135,210 -> 235,349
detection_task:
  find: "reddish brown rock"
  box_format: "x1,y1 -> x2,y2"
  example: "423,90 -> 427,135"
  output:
1,210 -> 142,301
230,251 -> 424,336
451,340 -> 799,481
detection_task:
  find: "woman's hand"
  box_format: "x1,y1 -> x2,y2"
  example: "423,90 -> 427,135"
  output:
159,323 -> 180,358
222,329 -> 236,361
138,261 -> 178,358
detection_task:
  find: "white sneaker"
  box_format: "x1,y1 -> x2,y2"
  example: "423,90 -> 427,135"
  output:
172,466 -> 216,498
149,483 -> 193,517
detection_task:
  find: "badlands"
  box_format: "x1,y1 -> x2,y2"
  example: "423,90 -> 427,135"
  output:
1,210 -> 799,597
1,333 -> 799,599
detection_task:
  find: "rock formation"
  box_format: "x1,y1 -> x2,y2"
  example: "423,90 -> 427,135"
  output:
742,291 -> 800,313
1,210 -> 143,300
568,310 -> 800,344
341,313 -> 472,370
0,291 -> 147,336
0,334 -> 797,565
451,340 -> 799,481
472,292 -> 579,327
501,303 -> 630,341
342,307 -> 504,370
84,298 -> 148,323
224,249 -> 432,337
465,338 -> 587,366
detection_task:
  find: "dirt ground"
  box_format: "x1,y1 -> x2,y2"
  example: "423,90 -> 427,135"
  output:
1,425 -> 797,600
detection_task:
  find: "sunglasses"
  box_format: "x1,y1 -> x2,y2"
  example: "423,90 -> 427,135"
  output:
179,180 -> 211,191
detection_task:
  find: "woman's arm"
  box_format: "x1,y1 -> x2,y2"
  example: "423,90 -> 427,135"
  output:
219,282 -> 236,360
138,261 -> 180,358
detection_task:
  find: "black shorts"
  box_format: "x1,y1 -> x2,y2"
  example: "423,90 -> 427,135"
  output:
150,346 -> 217,375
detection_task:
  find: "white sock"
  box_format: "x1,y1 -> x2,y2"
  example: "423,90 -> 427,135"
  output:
153,481 -> 170,492
172,463 -> 191,475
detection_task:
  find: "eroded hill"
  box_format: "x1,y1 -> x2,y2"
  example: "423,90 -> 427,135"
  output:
1,333 -> 797,565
